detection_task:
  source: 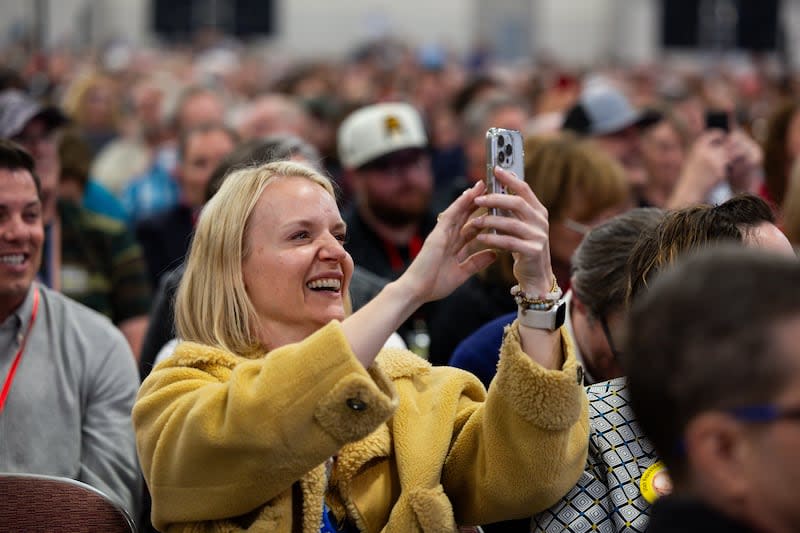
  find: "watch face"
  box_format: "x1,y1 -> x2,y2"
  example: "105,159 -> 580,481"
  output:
518,299 -> 568,330
555,300 -> 567,328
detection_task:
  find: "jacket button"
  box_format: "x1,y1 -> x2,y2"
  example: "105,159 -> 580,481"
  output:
346,398 -> 367,411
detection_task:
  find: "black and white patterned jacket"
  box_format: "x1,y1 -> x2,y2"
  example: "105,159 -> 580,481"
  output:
532,378 -> 660,532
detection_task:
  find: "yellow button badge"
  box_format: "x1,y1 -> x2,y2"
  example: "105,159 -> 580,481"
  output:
639,461 -> 672,504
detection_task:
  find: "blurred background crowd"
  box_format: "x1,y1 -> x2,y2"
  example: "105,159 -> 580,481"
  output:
2,0 -> 799,213
3,1 -> 800,530
3,0 -> 800,369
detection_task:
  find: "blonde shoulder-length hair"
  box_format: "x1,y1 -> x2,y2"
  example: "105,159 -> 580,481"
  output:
175,160 -> 336,356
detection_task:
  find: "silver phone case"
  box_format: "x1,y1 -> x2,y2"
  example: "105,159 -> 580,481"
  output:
485,127 -> 525,216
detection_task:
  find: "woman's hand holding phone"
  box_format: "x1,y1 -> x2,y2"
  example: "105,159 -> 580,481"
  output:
471,166 -> 564,369
485,128 -> 525,216
472,166 -> 554,298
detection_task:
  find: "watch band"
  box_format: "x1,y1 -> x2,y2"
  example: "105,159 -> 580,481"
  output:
517,298 -> 567,331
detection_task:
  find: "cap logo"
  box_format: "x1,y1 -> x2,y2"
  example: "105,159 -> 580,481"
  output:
384,115 -> 404,137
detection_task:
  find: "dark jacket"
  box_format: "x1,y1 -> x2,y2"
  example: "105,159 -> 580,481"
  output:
135,204 -> 194,287
427,277 -> 516,366
343,207 -> 437,281
647,496 -> 757,533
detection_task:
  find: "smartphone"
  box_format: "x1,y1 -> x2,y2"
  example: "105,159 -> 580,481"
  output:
705,110 -> 730,133
485,127 -> 525,216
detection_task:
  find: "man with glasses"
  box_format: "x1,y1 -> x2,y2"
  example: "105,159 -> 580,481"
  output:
338,102 -> 436,281
456,208 -> 662,533
451,207 -> 665,389
624,246 -> 800,532
337,102 -> 437,352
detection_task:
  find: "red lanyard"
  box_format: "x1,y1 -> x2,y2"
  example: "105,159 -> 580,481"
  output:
0,287 -> 40,415
382,234 -> 424,273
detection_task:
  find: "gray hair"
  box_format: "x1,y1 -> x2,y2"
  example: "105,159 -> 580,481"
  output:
462,93 -> 528,139
571,207 -> 665,320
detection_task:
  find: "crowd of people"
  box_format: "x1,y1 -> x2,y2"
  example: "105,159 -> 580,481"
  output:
2,32 -> 800,532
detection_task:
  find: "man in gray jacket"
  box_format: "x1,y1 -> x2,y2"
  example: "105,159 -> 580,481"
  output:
0,140 -> 141,521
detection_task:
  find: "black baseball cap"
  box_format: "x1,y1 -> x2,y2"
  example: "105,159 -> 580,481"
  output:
0,89 -> 69,139
562,83 -> 661,136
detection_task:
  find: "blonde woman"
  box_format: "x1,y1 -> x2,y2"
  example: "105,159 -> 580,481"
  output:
62,71 -> 123,155
133,161 -> 588,532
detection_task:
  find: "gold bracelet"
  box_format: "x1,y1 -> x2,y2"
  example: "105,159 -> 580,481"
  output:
511,277 -> 563,310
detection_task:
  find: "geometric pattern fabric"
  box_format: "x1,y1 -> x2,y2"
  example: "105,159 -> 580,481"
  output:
531,378 -> 658,532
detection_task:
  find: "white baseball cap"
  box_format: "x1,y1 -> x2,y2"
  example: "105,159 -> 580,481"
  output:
337,102 -> 428,169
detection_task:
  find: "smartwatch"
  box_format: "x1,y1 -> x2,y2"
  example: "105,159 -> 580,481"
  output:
518,298 -> 567,331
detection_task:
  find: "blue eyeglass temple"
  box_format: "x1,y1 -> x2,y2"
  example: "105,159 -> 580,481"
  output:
727,405 -> 800,422
728,405 -> 780,422
675,405 -> 800,455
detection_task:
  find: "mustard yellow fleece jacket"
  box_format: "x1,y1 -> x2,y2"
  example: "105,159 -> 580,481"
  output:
133,320 -> 589,533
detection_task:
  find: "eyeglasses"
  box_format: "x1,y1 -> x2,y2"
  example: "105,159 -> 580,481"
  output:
727,405 -> 800,424
675,404 -> 800,456
361,150 -> 428,179
599,314 -> 622,361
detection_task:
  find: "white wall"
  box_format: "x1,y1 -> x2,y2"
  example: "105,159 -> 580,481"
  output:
783,0 -> 800,71
0,0 -> 145,48
42,0 -> 89,48
276,0 -> 659,64
0,0 -> 658,64
0,0 -> 645,64
533,0 -> 616,65
611,0 -> 660,64
276,0 -> 476,59
475,0 -> 534,60
0,0 -> 793,69
98,0 -> 149,45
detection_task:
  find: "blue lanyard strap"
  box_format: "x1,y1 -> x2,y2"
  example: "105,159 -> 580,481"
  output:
319,503 -> 342,533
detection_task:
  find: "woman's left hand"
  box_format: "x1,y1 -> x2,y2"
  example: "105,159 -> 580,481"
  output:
397,180 -> 498,304
470,166 -> 555,296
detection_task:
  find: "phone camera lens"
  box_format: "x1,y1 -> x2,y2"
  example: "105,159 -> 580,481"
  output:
497,136 -> 505,148
504,145 -> 513,156
498,151 -> 506,164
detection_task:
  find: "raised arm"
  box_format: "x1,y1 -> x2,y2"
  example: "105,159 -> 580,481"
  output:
470,166 -> 565,369
341,180 -> 497,368
342,167 -> 567,371
439,167 -> 588,521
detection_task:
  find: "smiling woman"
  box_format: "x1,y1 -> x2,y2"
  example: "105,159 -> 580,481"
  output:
241,176 -> 353,350
174,161 -> 343,356
134,159 -> 590,533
